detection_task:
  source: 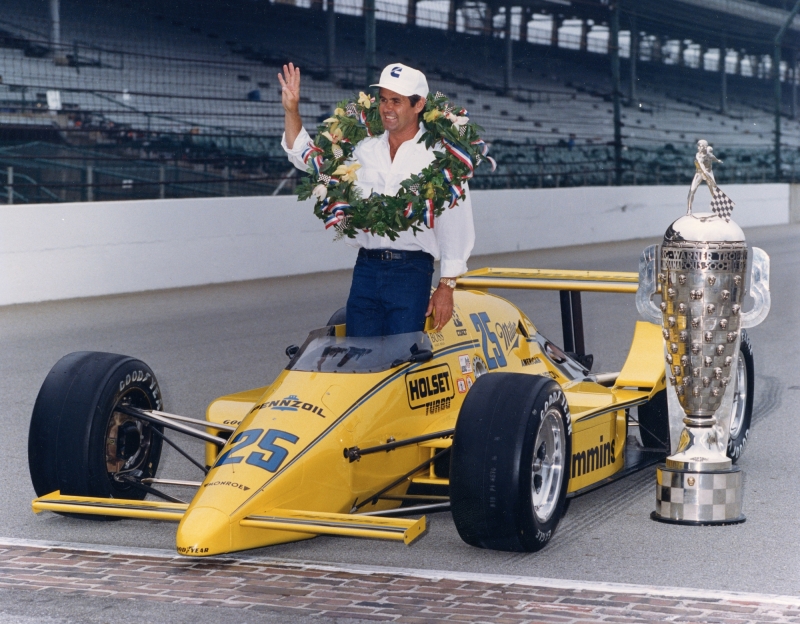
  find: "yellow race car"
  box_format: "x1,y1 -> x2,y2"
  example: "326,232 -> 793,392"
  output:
27,266 -> 754,555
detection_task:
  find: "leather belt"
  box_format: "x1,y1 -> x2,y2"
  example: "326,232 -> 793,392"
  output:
358,248 -> 434,262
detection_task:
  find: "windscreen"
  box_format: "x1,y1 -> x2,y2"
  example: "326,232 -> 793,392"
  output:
287,328 -> 433,374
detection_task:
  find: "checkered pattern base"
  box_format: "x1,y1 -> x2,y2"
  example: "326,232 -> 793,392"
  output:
710,186 -> 735,222
654,464 -> 743,523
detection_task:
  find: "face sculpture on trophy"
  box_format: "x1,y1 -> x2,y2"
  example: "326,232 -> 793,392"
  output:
637,141 -> 771,525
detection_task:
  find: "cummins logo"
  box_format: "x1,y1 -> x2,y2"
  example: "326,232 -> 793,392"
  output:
571,436 -> 616,478
405,364 -> 454,410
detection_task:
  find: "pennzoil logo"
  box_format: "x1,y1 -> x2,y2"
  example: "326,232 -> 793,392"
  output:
571,436 -> 616,478
405,364 -> 454,411
249,395 -> 327,418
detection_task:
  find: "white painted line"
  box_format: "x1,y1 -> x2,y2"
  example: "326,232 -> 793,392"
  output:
0,537 -> 797,607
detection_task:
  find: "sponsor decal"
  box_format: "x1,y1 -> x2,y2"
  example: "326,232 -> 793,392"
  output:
425,397 -> 451,415
458,354 -> 472,374
466,377 -> 474,389
571,435 -> 616,478
177,546 -> 209,554
429,331 -> 445,345
452,309 -> 464,327
456,328 -> 468,336
204,480 -> 251,491
495,320 -> 519,351
521,356 -> 541,367
223,419 -> 241,425
469,312 -> 507,369
457,378 -> 467,393
249,395 -> 326,418
406,364 -> 454,410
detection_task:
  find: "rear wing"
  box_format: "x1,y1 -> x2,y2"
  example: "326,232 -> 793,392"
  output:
456,268 -> 638,293
456,267 -> 642,361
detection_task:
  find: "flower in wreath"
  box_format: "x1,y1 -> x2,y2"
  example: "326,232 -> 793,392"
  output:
312,184 -> 328,200
446,112 -> 469,127
333,163 -> 361,183
423,109 -> 442,123
322,124 -> 344,144
357,92 -> 373,109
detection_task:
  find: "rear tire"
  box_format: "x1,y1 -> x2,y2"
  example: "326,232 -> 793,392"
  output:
450,373 -> 571,552
727,330 -> 754,463
28,352 -> 164,511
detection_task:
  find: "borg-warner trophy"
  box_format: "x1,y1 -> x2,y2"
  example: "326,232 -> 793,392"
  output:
637,141 -> 771,524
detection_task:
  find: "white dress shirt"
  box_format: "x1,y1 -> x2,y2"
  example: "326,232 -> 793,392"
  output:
282,124 -> 475,277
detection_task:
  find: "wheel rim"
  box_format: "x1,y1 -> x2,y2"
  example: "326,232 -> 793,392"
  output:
729,351 -> 748,439
530,407 -> 566,523
105,388 -> 156,482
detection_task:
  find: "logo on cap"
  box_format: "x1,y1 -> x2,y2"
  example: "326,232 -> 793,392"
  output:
390,66 -> 402,77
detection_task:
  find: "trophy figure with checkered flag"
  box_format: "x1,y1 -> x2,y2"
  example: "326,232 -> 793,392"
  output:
636,154 -> 771,525
688,139 -> 735,221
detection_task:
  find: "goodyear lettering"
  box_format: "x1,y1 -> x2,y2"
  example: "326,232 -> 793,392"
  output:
204,481 -> 251,491
177,546 -> 209,554
248,395 -> 326,418
405,364 -> 454,410
571,436 -> 616,478
223,419 -> 240,425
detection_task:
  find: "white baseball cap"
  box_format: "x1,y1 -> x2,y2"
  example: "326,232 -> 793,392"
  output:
371,63 -> 429,98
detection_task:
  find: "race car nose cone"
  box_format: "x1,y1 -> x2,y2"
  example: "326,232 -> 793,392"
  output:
176,506 -> 231,556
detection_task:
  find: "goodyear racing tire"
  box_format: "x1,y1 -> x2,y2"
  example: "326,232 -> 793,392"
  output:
450,373 -> 571,552
29,352 -> 164,512
727,329 -> 754,464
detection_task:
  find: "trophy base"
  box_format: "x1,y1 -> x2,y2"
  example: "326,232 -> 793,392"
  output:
652,464 -> 745,525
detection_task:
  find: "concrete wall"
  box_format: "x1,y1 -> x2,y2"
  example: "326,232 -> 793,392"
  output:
0,183 -> 790,306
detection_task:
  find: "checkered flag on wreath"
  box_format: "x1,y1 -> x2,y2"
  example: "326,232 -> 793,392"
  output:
710,186 -> 735,222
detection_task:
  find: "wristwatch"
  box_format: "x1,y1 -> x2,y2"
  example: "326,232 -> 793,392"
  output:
439,278 -> 457,289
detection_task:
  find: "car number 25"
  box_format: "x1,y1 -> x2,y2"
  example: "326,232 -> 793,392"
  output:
215,429 -> 299,472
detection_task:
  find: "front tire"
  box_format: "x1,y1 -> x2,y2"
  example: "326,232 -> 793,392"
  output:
28,352 -> 164,508
450,374 -> 571,552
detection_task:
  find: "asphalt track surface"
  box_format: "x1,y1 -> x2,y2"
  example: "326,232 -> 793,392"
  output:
1,223 -> 799,620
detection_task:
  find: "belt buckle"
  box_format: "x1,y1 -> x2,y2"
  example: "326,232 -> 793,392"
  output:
382,250 -> 394,261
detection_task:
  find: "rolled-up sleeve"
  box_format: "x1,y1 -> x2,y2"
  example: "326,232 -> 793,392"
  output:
436,183 -> 475,277
281,127 -> 313,172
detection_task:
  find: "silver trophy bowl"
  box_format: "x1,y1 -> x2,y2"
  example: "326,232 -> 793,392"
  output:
637,212 -> 770,525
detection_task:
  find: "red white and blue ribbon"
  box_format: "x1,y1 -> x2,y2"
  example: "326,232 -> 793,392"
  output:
323,200 -> 351,229
404,202 -> 415,219
442,138 -> 474,179
423,199 -> 435,227
324,200 -> 350,214
358,110 -> 373,136
471,139 -> 497,172
442,168 -> 463,208
302,143 -> 324,175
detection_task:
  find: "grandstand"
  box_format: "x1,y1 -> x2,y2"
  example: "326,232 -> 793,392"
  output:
1,0 -> 800,202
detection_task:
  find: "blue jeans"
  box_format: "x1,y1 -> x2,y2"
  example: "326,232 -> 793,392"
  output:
346,249 -> 434,337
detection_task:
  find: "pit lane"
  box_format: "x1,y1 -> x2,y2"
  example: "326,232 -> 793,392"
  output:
1,225 -> 798,598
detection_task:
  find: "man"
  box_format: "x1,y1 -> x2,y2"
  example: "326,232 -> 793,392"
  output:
278,62 -> 475,337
